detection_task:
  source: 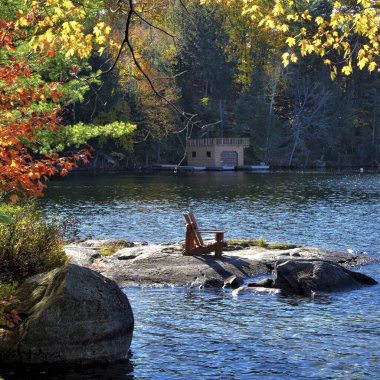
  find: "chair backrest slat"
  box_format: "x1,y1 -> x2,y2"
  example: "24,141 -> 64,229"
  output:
183,211 -> 204,246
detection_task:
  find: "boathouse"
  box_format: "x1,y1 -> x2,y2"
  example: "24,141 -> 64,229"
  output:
186,138 -> 250,168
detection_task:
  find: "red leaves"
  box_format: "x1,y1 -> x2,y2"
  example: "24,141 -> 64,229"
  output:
0,21 -> 88,200
0,296 -> 21,329
51,91 -> 60,103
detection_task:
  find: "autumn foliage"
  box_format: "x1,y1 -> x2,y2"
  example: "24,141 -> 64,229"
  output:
201,0 -> 380,79
0,19 -> 90,201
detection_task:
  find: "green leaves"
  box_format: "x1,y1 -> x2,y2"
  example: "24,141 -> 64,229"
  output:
0,213 -> 12,224
35,121 -> 137,154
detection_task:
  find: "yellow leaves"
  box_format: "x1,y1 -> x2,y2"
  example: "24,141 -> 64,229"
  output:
17,16 -> 29,27
301,10 -> 311,21
62,0 -> 74,10
44,29 -> 54,43
210,0 -> 380,77
342,64 -> 352,76
77,9 -> 86,19
273,2 -> 284,16
93,22 -> 111,45
358,57 -> 368,70
286,37 -> 296,47
65,48 -> 75,58
368,61 -> 377,72
315,16 -> 324,26
290,53 -> 298,63
23,1 -> 112,61
4,111 -> 13,119
286,14 -> 299,22
62,22 -> 71,34
282,51 -> 297,67
299,39 -> 314,56
282,52 -> 290,67
357,0 -> 372,8
93,25 -> 103,37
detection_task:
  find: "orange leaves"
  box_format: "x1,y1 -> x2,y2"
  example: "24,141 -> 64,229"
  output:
51,91 -> 60,103
0,295 -> 21,329
10,194 -> 19,204
0,22 -> 90,200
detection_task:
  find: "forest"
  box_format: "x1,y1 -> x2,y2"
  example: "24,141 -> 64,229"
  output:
1,0 -> 380,197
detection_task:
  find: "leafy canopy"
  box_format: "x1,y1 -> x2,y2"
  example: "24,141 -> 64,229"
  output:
0,1 -> 126,201
200,0 -> 380,78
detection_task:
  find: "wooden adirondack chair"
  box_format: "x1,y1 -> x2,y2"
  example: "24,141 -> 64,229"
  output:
183,211 -> 225,256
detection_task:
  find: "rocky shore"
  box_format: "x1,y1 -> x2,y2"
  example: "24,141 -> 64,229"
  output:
1,239 -> 377,365
65,239 -> 377,290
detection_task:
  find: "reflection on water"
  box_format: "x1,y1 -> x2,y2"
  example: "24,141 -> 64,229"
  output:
41,172 -> 380,250
0,360 -> 134,379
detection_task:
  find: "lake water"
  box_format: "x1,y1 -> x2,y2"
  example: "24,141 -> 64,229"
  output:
1,172 -> 379,379
41,171 -> 380,251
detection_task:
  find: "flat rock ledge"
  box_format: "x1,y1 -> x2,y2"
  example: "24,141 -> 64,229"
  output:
65,239 -> 376,288
0,264 -> 134,365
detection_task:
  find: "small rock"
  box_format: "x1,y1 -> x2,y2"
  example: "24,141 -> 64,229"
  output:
290,252 -> 301,257
223,275 -> 243,289
232,286 -> 248,295
247,278 -> 273,288
190,277 -> 224,289
117,254 -> 137,260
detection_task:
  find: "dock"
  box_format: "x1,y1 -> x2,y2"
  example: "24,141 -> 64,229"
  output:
153,165 -> 270,172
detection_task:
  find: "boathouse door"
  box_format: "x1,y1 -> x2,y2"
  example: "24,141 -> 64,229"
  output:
220,151 -> 238,166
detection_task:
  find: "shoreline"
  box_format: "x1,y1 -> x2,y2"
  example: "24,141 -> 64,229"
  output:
65,239 -> 377,288
59,167 -> 380,175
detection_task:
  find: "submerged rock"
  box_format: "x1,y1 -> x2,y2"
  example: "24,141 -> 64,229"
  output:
273,259 -> 378,296
223,275 -> 243,289
0,264 -> 134,365
190,276 -> 224,289
247,278 -> 274,288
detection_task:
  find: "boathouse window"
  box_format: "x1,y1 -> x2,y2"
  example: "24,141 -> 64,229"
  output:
206,151 -> 211,158
192,151 -> 196,157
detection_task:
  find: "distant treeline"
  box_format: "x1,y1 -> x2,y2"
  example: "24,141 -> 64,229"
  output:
68,1 -> 380,169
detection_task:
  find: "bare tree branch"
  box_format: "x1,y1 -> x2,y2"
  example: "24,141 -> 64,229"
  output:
134,11 -> 176,39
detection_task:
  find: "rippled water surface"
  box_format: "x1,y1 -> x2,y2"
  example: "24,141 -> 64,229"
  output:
1,172 -> 380,379
40,171 -> 380,250
2,265 -> 380,379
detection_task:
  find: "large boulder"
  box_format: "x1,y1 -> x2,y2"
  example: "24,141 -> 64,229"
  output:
273,259 -> 378,295
0,264 -> 134,365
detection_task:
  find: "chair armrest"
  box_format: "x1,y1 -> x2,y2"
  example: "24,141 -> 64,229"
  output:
198,229 -> 225,233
